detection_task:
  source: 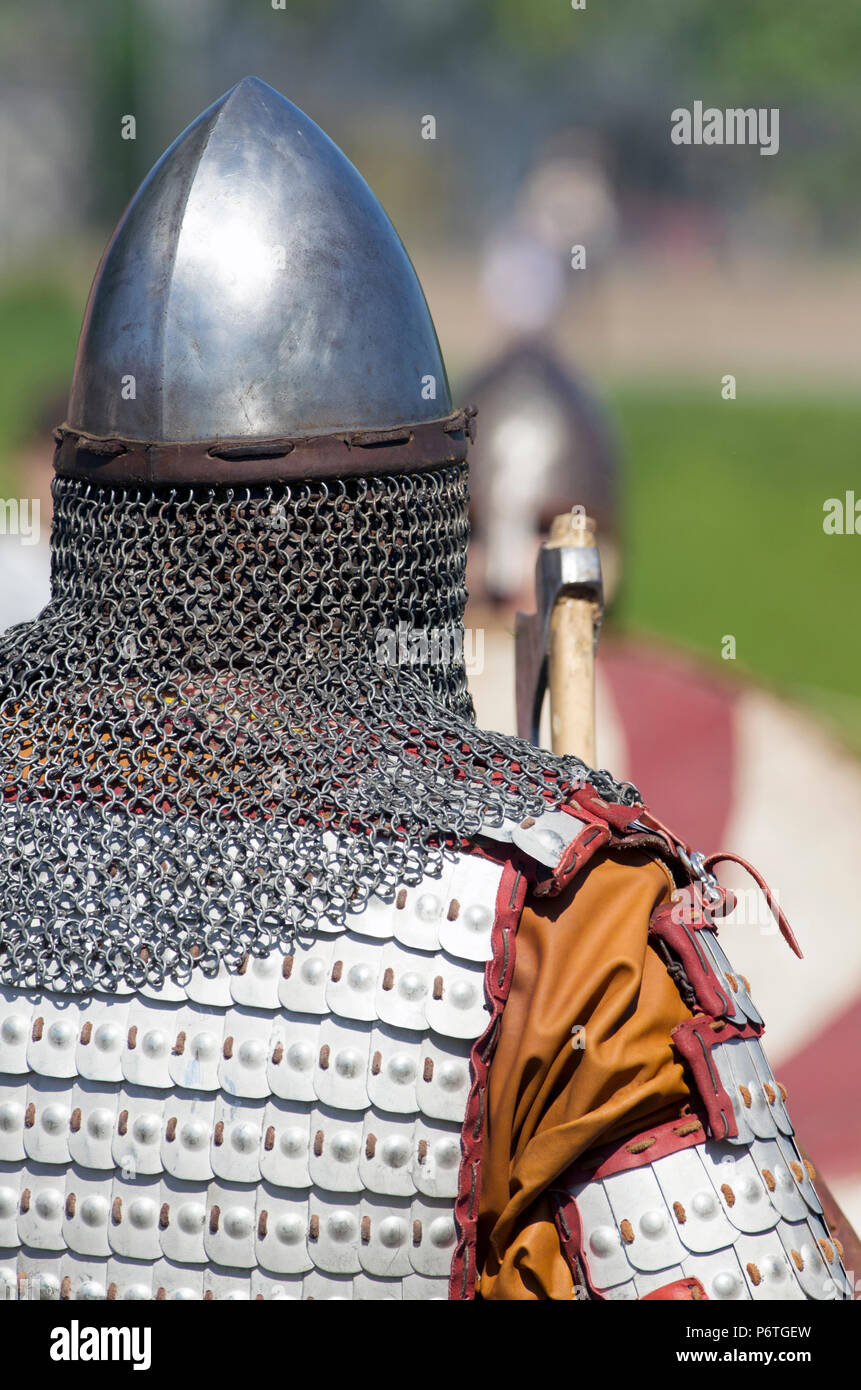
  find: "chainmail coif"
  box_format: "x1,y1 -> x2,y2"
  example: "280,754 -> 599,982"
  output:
0,463 -> 638,993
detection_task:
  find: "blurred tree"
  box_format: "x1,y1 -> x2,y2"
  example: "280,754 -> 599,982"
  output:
85,0 -> 158,224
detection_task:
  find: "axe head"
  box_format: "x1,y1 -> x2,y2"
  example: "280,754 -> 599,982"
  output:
515,514 -> 604,745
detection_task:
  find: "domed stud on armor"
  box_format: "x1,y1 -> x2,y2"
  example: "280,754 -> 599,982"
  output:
0,1011 -> 31,1074
278,939 -> 335,1015
326,939 -> 384,1023
314,1018 -> 371,1111
31,1272 -> 61,1301
716,1040 -> 778,1144
335,1049 -> 362,1078
570,1181 -> 641,1292
691,1191 -> 718,1218
177,1202 -> 206,1234
0,1178 -> 20,1252
28,1002 -> 81,1079
366,1025 -> 422,1115
734,1230 -> 804,1300
358,1196 -> 413,1278
417,1036 -> 472,1123
75,1279 -> 107,1301
2,1016 -> 28,1043
0,1088 -> 26,1162
388,1054 -> 417,1085
142,1030 -> 168,1060
131,1113 -> 161,1147
79,1010 -> 127,1084
416,895 -> 443,924
167,1008 -> 223,1092
63,1179 -> 112,1260
413,1118 -> 463,1200
377,944 -> 433,1031
106,1174 -> 160,1261
438,856 -> 505,964
122,1283 -> 154,1301
711,1268 -> 745,1299
310,1193 -> 362,1276
228,948 -> 284,1011
259,1105 -> 314,1189
122,1003 -> 175,1089
379,1215 -> 409,1248
94,1023 -> 121,1050
23,1083 -> 72,1165
210,1100 -> 263,1185
219,1016 -> 271,1100
19,1179 -> 65,1250
160,1095 -> 215,1183
409,1199 -> 459,1278
256,1191 -> 312,1276
157,1190 -> 207,1266
127,1197 -> 157,1230
280,1127 -> 308,1159
392,881 -> 448,952
204,1186 -> 257,1270
589,1226 -> 620,1257
309,1110 -> 363,1193
269,1028 -> 317,1105
638,1209 -> 667,1239
330,1133 -> 360,1164
275,1214 -> 306,1246
360,1112 -> 417,1198
150,1258 -> 205,1301
699,1146 -> 778,1235
426,958 -> 490,1040
191,1031 -> 219,1062
773,1133 -> 824,1216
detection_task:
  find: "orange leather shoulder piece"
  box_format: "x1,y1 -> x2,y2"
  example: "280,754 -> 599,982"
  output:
477,848 -> 693,1301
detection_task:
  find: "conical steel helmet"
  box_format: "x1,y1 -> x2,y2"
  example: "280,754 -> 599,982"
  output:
56,76 -> 472,484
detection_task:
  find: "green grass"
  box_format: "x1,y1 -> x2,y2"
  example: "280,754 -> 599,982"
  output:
0,280 -> 82,480
609,386 -> 861,751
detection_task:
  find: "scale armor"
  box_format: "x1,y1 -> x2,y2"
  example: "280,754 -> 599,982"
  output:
0,78 -> 848,1300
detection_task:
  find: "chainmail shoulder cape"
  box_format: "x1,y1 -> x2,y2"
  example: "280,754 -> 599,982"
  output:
0,464 -> 638,994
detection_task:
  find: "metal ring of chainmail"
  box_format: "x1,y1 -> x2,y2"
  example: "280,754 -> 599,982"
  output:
0,463 -> 639,994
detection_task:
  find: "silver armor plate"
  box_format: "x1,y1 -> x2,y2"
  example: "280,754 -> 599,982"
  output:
568,1020 -> 851,1302
0,850 -> 505,1300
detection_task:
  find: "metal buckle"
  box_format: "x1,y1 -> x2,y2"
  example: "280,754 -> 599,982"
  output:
676,846 -> 723,907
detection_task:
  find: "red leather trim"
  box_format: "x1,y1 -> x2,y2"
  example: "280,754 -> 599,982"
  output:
649,902 -> 733,1018
553,1193 -> 584,1291
569,784 -> 644,832
703,851 -> 803,959
642,1277 -> 708,1302
534,813 -> 612,897
670,881 -> 737,927
449,856 -> 526,1301
557,1113 -> 707,1188
672,1015 -> 762,1142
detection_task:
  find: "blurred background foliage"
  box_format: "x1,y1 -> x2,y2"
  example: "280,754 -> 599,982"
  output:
0,0 -> 859,743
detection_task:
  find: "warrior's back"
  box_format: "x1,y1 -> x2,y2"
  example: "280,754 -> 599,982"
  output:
0,77 -> 850,1303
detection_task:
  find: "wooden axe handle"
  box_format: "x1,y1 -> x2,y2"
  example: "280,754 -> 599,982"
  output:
546,513 -> 600,763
